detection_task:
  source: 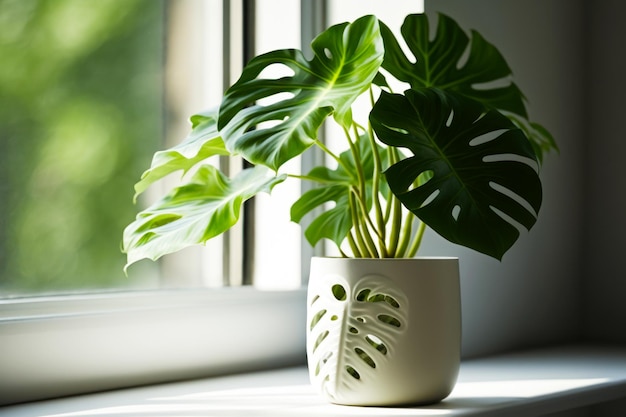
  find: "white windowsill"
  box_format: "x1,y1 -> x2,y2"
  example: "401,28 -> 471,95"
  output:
3,344 -> 626,417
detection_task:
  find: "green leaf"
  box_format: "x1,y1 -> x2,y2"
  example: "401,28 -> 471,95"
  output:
291,185 -> 352,247
290,136 -> 387,247
218,15 -> 384,171
380,13 -> 557,159
370,88 -> 542,260
304,190 -> 352,248
381,13 -> 527,116
123,165 -> 286,270
133,109 -> 230,199
189,109 -> 215,128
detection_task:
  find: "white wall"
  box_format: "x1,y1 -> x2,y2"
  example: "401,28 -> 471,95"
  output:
421,0 -> 587,358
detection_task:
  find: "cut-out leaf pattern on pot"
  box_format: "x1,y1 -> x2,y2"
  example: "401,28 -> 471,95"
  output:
308,274 -> 409,401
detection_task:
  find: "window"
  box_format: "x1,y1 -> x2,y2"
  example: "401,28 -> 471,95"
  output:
0,0 -> 303,296
0,0 -> 313,404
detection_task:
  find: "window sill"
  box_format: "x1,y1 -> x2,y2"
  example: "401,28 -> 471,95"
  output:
0,288 -> 308,405
3,344 -> 626,417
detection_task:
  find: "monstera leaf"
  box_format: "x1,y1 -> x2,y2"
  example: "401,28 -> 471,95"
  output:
380,13 -> 556,159
308,273 -> 409,401
381,13 -> 526,116
133,109 -> 229,199
291,185 -> 352,249
290,137 -> 388,248
218,15 -> 384,171
370,88 -> 542,260
123,165 -> 285,270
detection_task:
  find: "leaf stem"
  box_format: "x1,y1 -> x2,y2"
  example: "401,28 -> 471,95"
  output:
367,87 -> 388,256
387,194 -> 404,256
314,138 -> 348,173
343,125 -> 367,199
383,147 -> 395,224
350,185 -> 385,246
351,188 -> 380,258
359,216 -> 380,258
286,173 -> 338,184
395,210 -> 414,257
386,148 -> 403,257
349,191 -> 374,257
344,124 -> 384,256
347,232 -> 362,258
407,220 -> 427,258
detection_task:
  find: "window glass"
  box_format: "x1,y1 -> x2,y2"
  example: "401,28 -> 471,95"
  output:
0,0 -> 301,297
0,0 -> 166,296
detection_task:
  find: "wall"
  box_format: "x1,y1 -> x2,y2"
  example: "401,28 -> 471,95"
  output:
582,0 -> 626,344
422,0 -> 587,358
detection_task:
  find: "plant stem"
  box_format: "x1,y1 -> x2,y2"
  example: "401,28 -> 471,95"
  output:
387,194 -> 403,256
344,125 -> 368,200
383,192 -> 393,224
344,124 -> 384,257
386,148 -> 403,257
350,185 -> 385,244
395,210 -> 414,257
313,138 -> 349,174
286,173 -> 334,184
346,232 -> 362,258
383,147 -> 396,224
359,215 -> 380,258
352,188 -> 380,258
366,87 -> 388,256
407,220 -> 427,258
349,191 -> 374,257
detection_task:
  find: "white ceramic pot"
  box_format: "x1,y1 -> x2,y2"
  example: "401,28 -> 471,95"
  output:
306,257 -> 461,406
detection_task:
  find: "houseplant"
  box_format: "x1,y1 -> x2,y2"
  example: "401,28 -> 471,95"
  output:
122,12 -> 555,405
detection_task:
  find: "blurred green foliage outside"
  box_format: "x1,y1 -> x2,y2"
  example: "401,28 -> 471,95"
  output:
0,0 -> 165,295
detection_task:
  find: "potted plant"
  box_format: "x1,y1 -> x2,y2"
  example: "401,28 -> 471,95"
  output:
122,12 -> 556,406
